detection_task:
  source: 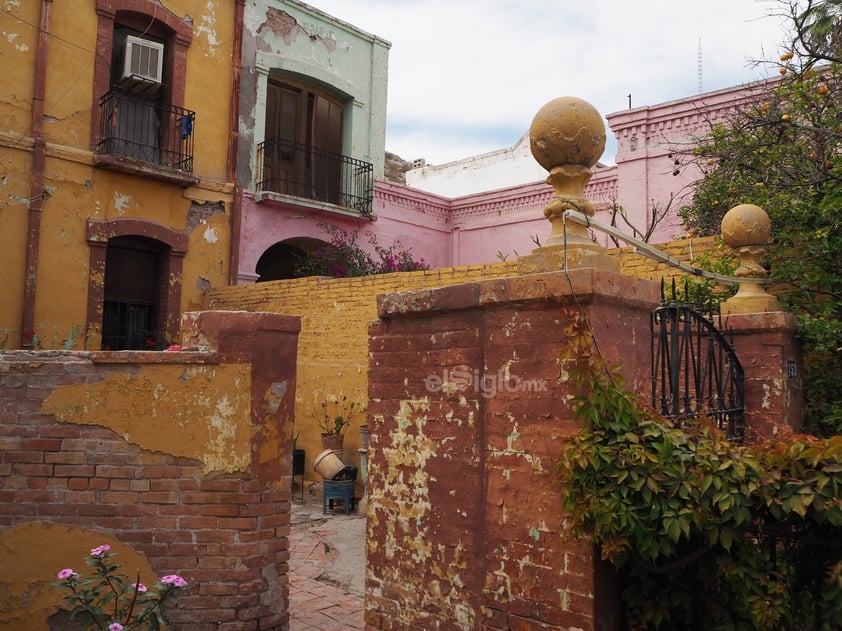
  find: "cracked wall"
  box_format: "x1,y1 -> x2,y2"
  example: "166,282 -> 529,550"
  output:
364,268 -> 802,630
0,310 -> 300,630
0,1 -> 236,349
365,270 -> 659,631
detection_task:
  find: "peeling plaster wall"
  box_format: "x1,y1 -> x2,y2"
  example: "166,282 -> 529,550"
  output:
205,263 -> 520,491
361,267 -> 803,629
234,1 -> 390,284
206,239 -> 722,489
365,270 -> 659,630
239,0 -> 389,184
0,311 -> 300,631
0,1 -> 236,349
42,364 -> 253,474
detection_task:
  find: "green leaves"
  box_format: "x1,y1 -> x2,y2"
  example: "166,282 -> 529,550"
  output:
52,549 -> 188,630
679,61 -> 842,437
556,310 -> 842,630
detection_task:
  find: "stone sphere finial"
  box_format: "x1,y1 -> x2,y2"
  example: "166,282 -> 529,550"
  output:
529,97 -> 606,170
719,203 -> 781,314
518,96 -> 617,274
721,203 -> 772,249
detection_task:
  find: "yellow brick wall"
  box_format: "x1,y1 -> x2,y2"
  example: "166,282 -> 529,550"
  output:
203,238 -> 717,482
204,262 -> 519,479
618,236 -> 719,283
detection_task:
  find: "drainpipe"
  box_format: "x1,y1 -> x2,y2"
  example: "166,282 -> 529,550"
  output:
228,0 -> 245,285
21,0 -> 52,348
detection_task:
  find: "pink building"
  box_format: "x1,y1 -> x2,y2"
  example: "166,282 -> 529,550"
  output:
235,4 -> 768,281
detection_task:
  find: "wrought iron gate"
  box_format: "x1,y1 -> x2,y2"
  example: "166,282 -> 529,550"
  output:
650,283 -> 745,441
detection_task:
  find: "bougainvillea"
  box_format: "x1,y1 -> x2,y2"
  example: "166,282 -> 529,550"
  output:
297,223 -> 428,278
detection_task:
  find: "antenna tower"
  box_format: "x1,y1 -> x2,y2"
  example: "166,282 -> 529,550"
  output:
698,38 -> 703,93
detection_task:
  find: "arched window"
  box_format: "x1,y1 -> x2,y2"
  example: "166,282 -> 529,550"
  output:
86,219 -> 187,350
101,236 -> 163,350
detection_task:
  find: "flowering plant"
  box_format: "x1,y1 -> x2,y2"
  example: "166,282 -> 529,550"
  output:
297,223 -> 428,278
53,544 -> 188,631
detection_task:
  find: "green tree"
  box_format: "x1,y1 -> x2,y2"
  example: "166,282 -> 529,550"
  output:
678,45 -> 842,435
789,0 -> 842,62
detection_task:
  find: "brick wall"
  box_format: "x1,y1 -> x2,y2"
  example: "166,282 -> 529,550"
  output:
201,238 -> 717,484
364,270 -> 659,630
205,263 -> 520,484
618,236 -> 718,283
0,312 -> 299,631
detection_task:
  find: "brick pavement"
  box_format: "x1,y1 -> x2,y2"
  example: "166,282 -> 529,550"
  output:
289,503 -> 365,631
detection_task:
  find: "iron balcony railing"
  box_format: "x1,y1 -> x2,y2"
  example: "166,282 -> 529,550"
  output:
256,137 -> 373,216
96,90 -> 195,173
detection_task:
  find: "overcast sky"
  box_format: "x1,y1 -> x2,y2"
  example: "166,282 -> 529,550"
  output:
307,0 -> 792,166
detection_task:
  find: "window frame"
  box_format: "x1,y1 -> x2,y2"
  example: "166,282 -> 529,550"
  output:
91,0 -> 192,153
86,218 -> 187,351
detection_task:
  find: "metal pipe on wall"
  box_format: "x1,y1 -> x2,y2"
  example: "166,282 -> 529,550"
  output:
21,0 -> 52,348
228,0 -> 245,285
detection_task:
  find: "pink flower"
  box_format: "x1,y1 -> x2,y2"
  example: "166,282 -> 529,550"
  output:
165,344 -> 181,352
56,568 -> 77,580
133,582 -> 147,593
160,574 -> 188,588
109,624 -> 124,631
90,544 -> 111,556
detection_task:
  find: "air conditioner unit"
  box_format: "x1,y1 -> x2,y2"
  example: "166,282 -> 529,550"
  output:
120,35 -> 164,94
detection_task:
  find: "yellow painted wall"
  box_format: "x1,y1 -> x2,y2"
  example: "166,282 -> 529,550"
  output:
0,524 -> 159,631
43,363 -> 253,474
0,1 -> 235,349
203,238 -> 718,484
206,263 -> 516,480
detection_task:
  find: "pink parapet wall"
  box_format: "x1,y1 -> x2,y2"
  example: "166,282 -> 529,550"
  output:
235,80 -> 776,281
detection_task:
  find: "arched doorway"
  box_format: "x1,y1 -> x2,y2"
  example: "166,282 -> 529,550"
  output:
86,218 -> 187,350
255,237 -> 329,282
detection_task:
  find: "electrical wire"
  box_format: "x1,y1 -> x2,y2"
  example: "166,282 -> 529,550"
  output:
0,7 -> 104,61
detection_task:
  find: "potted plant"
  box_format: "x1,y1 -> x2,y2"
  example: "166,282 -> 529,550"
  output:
319,395 -> 357,451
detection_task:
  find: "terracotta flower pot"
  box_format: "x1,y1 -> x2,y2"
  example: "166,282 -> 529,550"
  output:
321,433 -> 344,452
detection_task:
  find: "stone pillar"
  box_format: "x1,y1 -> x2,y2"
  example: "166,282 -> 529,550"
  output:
716,204 -> 802,437
181,310 -> 301,484
366,270 -> 658,630
720,204 -> 781,315
724,312 -> 803,438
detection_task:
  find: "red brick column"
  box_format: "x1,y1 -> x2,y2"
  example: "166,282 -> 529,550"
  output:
366,270 -> 658,631
724,311 -> 803,439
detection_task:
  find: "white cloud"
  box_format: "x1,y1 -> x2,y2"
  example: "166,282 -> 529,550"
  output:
310,0 -> 790,164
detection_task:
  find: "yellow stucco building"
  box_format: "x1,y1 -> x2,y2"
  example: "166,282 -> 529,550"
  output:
0,0 -> 237,351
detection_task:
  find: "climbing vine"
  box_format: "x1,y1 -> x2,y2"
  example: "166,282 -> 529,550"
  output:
556,311 -> 842,630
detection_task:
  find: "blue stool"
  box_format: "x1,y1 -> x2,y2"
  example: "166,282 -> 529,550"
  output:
322,479 -> 355,515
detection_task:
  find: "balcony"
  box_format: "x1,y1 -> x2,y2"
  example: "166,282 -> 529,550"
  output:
94,90 -> 198,186
256,137 -> 373,217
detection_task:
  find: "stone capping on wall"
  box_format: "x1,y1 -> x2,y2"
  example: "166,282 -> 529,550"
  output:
376,268 -> 661,318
